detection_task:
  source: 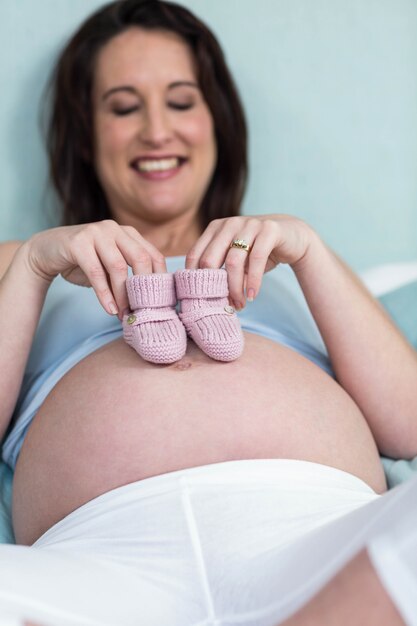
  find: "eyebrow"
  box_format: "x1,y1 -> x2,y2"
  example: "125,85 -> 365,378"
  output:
101,80 -> 199,101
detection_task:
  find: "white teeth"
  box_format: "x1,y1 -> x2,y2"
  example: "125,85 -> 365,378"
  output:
136,158 -> 180,172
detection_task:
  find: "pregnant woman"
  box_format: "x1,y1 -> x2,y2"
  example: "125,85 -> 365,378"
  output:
0,1 -> 416,625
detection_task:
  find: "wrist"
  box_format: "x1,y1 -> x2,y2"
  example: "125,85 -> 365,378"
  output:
290,224 -> 327,275
13,240 -> 54,292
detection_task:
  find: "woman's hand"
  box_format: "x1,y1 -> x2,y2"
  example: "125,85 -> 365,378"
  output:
24,220 -> 166,318
185,214 -> 317,309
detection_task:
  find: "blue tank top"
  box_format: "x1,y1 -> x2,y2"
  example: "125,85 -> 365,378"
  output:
2,256 -> 332,469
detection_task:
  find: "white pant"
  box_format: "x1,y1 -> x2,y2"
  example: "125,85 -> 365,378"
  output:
0,459 -> 416,626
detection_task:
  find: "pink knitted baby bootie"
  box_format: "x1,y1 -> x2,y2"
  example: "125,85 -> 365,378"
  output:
174,268 -> 244,362
123,273 -> 186,364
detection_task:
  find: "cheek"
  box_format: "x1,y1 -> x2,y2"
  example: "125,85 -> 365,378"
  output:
94,117 -> 132,166
183,110 -> 216,158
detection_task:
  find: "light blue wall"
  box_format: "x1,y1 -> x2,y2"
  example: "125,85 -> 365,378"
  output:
1,1 -> 416,270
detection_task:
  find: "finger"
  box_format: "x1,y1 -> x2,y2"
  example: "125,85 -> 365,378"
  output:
188,227 -> 245,307
121,226 -> 167,274
185,215 -> 246,269
244,227 -> 279,300
185,222 -> 221,270
72,244 -> 118,316
225,245 -> 252,310
95,239 -> 130,315
193,226 -> 253,309
220,224 -> 260,307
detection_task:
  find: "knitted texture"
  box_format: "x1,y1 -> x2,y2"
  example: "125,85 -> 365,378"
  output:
174,268 -> 244,362
123,273 -> 186,364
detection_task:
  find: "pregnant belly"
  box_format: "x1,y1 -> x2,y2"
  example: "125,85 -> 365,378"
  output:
12,332 -> 386,544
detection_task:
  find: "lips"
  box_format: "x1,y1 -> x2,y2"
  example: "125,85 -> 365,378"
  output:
130,155 -> 187,181
131,155 -> 187,171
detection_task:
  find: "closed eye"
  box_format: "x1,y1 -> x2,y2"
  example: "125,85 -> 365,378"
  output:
113,106 -> 139,116
112,103 -> 193,115
169,102 -> 194,111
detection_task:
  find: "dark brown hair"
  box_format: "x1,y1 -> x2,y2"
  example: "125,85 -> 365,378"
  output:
46,0 -> 248,231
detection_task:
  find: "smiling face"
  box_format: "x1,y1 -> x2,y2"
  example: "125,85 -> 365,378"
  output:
92,28 -> 217,234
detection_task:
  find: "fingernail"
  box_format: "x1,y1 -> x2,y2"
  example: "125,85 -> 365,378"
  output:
120,308 -> 130,319
247,289 -> 255,302
118,307 -> 130,322
108,302 -> 118,315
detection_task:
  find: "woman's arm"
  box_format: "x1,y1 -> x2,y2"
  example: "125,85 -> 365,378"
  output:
0,241 -> 50,440
0,241 -> 22,279
0,221 -> 167,442
185,215 -> 417,459
292,231 -> 417,459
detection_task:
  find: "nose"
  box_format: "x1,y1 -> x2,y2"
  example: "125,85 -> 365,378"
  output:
139,105 -> 173,147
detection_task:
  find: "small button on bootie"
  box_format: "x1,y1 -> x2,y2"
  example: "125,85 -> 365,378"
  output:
123,273 -> 187,364
174,268 -> 244,362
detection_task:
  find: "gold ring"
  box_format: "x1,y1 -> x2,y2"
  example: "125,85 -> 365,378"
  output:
230,239 -> 251,253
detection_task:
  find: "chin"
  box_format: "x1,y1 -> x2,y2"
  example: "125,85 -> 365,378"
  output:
140,199 -> 198,221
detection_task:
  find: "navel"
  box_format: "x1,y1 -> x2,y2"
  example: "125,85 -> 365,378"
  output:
172,360 -> 193,371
